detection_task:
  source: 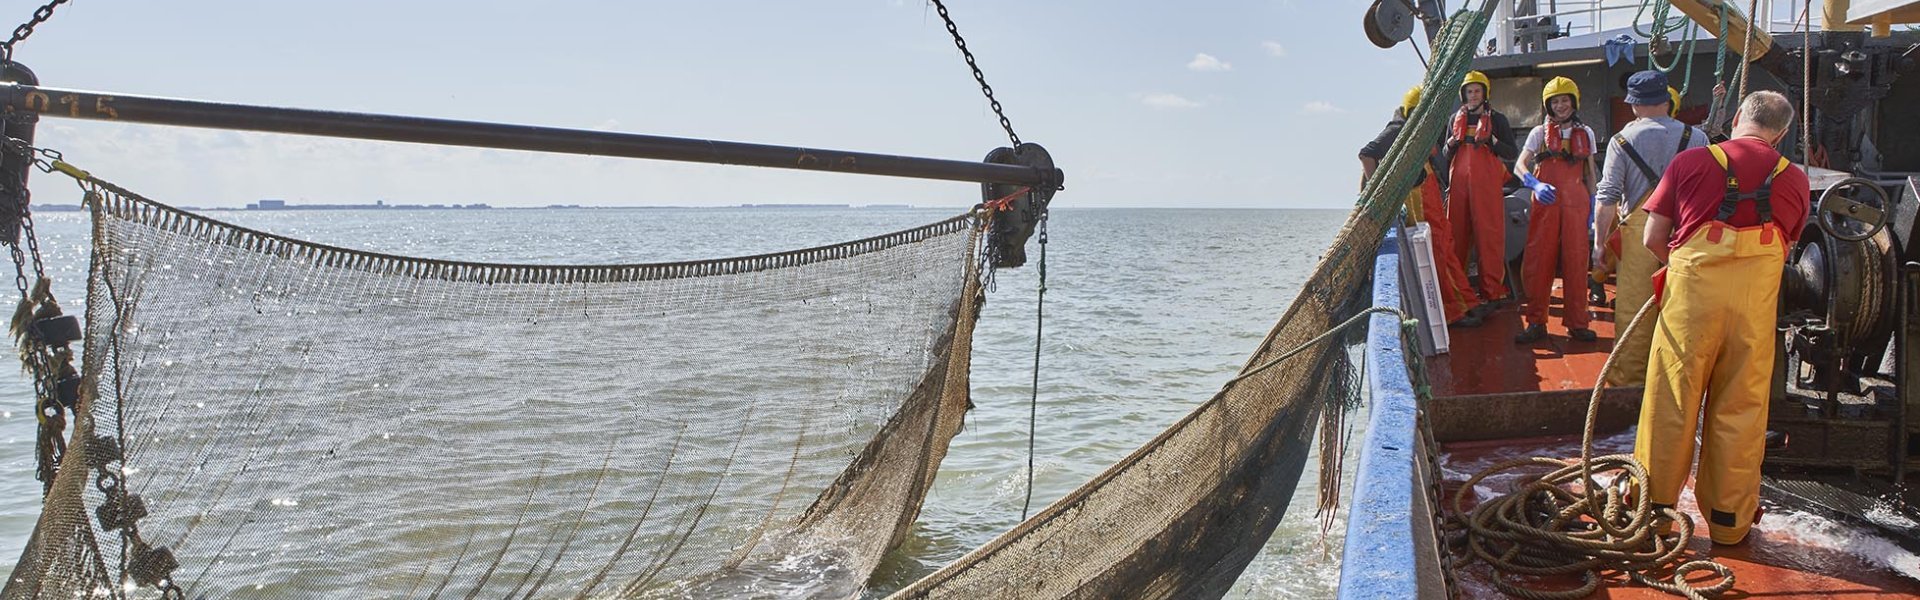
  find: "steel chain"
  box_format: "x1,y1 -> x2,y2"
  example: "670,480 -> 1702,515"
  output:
929,0 -> 1021,148
0,0 -> 71,62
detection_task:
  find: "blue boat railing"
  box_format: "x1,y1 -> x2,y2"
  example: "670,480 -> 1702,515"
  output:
1338,234 -> 1450,599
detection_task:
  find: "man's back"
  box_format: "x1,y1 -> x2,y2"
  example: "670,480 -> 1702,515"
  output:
1644,137 -> 1811,249
1596,116 -> 1706,211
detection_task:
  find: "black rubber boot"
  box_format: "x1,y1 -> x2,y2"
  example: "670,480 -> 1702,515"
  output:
1514,323 -> 1548,343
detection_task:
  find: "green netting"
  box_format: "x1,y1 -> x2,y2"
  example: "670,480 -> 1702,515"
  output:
887,8 -> 1493,599
6,181 -> 984,599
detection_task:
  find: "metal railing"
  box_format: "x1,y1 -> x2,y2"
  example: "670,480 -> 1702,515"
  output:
1490,0 -> 1820,57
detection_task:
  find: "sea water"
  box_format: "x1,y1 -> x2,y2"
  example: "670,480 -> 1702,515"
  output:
0,206 -> 1357,598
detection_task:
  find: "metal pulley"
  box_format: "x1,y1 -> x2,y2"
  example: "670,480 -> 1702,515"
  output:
980,143 -> 1059,269
1364,0 -> 1418,49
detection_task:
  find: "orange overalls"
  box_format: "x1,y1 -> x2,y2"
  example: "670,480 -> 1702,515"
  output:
1520,122 -> 1592,329
1415,165 -> 1477,322
1448,108 -> 1510,302
1634,146 -> 1794,545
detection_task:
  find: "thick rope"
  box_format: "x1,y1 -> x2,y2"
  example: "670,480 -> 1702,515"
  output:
1705,4 -> 1734,136
1020,216 -> 1047,521
1801,0 -> 1813,163
1738,0 -> 1762,99
1225,306 -> 1411,387
1455,299 -> 1735,600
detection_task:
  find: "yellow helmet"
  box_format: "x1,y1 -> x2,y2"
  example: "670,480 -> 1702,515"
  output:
1401,85 -> 1423,116
1541,76 -> 1580,113
1461,70 -> 1491,101
1667,86 -> 1683,117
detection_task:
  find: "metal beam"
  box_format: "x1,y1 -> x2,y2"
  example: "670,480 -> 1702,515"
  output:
0,82 -> 1063,189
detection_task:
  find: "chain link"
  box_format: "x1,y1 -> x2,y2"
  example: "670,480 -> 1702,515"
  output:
0,0 -> 71,63
929,0 -> 1021,148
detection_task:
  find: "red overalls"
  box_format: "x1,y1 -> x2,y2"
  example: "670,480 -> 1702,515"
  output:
1417,165 -> 1477,322
1447,108 -> 1509,302
1521,122 -> 1592,329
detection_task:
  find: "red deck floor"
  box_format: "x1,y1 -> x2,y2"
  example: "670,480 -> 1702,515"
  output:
1429,281 -> 1620,397
1427,283 -> 1920,598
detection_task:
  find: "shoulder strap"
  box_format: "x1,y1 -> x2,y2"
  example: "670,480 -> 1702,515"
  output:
1613,134 -> 1660,183
1708,144 -> 1788,224
1677,126 -> 1694,152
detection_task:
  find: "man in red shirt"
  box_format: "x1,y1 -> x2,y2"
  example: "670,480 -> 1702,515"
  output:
1632,91 -> 1809,546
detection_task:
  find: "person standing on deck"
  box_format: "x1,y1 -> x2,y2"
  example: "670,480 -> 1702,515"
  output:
1445,71 -> 1519,312
1594,71 -> 1707,385
1361,85 -> 1486,327
1589,84 -> 1689,309
1633,91 -> 1810,546
1512,77 -> 1599,343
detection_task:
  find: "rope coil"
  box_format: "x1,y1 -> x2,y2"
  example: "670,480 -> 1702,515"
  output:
1454,299 -> 1735,600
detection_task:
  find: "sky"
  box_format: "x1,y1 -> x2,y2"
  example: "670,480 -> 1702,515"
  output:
6,1 -> 1440,209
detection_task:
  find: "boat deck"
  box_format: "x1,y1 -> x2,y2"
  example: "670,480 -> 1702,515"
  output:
1427,283 -> 1920,598
1429,282 -> 1619,398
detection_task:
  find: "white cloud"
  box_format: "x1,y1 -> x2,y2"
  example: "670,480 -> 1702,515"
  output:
1302,101 -> 1345,114
1261,41 -> 1288,58
1185,53 -> 1232,72
1140,93 -> 1204,109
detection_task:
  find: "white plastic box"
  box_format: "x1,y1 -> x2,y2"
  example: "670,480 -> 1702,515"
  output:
1405,222 -> 1451,354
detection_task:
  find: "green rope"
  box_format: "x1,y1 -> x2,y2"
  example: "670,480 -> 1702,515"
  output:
1639,0 -> 1701,96
1226,307 -> 1414,387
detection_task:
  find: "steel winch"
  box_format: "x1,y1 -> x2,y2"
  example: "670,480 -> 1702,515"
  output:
1769,175 -> 1920,481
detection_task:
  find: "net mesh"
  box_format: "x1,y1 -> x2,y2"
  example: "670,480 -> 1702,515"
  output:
887,8 -> 1491,599
6,182 -> 983,599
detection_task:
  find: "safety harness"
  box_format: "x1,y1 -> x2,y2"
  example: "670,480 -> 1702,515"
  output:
1705,143 -> 1792,224
1610,126 -> 1696,224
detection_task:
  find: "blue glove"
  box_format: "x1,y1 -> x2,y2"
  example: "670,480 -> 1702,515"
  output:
1522,173 -> 1557,205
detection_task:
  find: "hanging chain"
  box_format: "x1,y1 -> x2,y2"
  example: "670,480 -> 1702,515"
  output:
0,0 -> 71,63
929,0 -> 1022,148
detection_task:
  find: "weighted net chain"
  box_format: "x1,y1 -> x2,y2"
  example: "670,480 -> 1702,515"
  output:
0,0 -> 71,62
930,0 -> 1022,148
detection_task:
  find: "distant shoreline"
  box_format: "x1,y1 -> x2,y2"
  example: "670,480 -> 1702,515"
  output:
27,204 -> 1352,212
29,203 -> 923,212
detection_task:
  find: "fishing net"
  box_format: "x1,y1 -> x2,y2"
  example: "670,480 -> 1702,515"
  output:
5,179 -> 984,599
888,8 -> 1492,599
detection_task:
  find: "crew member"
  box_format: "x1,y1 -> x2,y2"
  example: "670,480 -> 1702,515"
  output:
1633,91 -> 1810,546
1361,85 -> 1483,327
1591,84 -> 1690,309
1446,71 -> 1518,311
1594,71 -> 1706,385
1512,77 -> 1598,343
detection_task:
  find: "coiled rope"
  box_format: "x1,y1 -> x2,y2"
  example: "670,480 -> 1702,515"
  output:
1455,299 -> 1735,600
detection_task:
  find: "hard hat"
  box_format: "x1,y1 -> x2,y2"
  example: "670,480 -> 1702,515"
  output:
1402,85 -> 1423,116
1461,70 -> 1491,101
1541,76 -> 1580,114
1667,86 -> 1683,117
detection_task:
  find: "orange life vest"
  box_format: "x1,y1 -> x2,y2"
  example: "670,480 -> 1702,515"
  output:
1449,108 -> 1494,147
1537,120 -> 1592,162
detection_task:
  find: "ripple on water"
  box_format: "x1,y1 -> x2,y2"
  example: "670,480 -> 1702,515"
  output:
0,207 -> 1362,597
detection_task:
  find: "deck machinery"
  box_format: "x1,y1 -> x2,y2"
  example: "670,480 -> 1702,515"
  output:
1371,0 -> 1920,541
